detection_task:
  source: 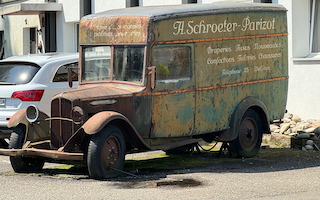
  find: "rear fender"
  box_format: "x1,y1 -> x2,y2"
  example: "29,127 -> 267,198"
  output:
218,96 -> 270,142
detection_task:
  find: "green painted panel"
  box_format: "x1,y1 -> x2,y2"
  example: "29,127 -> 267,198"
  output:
153,11 -> 287,42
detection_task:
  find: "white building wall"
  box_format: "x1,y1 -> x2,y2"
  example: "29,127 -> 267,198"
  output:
59,0 -> 80,22
3,15 -> 40,57
141,0 -> 182,6
277,0 -> 320,119
56,0 -> 80,53
93,0 -> 125,13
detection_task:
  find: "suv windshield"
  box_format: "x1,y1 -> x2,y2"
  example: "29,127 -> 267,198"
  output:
82,45 -> 144,84
0,63 -> 39,85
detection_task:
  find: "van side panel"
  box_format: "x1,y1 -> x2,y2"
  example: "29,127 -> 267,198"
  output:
152,10 -> 288,136
194,36 -> 288,134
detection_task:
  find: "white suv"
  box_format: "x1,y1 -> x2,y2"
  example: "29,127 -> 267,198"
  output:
0,53 -> 79,143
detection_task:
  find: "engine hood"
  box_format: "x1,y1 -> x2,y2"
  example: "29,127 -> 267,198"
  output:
52,83 -> 145,102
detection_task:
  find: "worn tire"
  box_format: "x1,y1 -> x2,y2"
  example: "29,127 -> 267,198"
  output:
9,124 -> 45,172
229,109 -> 262,158
87,125 -> 126,179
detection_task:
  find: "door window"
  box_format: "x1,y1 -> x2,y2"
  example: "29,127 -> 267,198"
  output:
152,46 -> 191,80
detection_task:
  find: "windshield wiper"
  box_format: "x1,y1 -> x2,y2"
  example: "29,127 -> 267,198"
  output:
0,82 -> 16,85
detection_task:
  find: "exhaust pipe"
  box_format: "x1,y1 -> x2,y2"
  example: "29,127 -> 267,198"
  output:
25,105 -> 39,123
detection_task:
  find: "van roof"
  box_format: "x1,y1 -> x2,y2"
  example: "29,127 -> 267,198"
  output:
83,3 -> 286,21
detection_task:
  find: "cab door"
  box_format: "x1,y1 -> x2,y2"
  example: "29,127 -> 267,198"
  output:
150,44 -> 195,138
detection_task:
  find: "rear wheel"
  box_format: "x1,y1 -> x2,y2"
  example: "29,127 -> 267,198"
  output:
9,124 -> 45,172
230,109 -> 262,158
87,125 -> 126,179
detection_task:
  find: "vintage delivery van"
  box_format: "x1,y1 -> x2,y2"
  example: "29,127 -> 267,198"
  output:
0,3 -> 288,179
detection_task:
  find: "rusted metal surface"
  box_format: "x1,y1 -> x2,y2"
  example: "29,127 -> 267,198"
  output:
100,135 -> 122,173
0,148 -> 83,161
2,4 -> 288,165
7,108 -> 28,128
50,84 -> 143,148
79,16 -> 149,44
82,111 -> 130,135
238,116 -> 258,151
26,110 -> 50,142
7,108 -> 50,143
150,10 -> 288,137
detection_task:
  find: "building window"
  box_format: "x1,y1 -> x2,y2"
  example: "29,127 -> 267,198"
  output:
126,0 -> 139,7
80,0 -> 92,18
182,0 -> 197,4
310,0 -> 320,53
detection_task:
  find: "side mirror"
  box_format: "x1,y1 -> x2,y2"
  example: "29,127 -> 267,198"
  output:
68,67 -> 79,88
148,66 -> 155,89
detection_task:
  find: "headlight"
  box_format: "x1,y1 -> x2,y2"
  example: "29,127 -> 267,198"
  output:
71,106 -> 84,123
25,105 -> 39,123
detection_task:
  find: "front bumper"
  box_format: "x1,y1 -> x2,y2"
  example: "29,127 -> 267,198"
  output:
0,148 -> 83,161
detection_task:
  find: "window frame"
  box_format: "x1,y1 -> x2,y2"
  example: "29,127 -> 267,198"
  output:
80,44 -> 146,86
152,44 -> 193,83
310,0 -> 319,53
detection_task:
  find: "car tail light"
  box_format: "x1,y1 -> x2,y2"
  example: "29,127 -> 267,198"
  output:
11,90 -> 44,101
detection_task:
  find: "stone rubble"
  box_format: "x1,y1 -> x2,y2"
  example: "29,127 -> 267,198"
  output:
270,112 -> 320,151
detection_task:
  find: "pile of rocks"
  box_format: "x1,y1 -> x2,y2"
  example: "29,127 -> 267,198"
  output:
269,112 -> 320,150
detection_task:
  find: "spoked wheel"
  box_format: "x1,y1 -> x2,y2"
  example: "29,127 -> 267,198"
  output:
87,125 -> 126,179
9,124 -> 45,172
230,109 -> 262,158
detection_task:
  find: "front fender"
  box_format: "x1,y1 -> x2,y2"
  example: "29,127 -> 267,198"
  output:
7,108 -> 50,142
82,111 -> 133,135
81,111 -> 152,151
7,109 -> 28,128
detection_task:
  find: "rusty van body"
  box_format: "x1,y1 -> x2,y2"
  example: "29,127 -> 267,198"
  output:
0,3 -> 288,179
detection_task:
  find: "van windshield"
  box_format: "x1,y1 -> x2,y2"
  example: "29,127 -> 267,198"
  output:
82,45 -> 145,84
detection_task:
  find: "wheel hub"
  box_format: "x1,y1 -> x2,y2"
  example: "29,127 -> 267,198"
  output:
239,118 -> 258,150
102,136 -> 120,171
246,128 -> 253,140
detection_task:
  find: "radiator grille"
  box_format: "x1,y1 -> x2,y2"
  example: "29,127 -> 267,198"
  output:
51,97 -> 73,148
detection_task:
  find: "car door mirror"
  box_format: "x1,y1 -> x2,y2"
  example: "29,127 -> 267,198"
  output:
68,67 -> 79,88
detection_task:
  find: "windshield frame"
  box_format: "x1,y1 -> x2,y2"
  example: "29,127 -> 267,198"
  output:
80,44 -> 147,86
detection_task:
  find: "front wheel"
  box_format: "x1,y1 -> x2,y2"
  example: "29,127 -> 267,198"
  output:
87,125 -> 126,179
9,124 -> 45,172
229,109 -> 262,158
